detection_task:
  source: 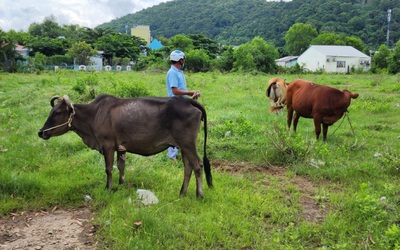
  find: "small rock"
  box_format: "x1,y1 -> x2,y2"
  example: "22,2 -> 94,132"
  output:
84,195 -> 93,202
137,189 -> 159,206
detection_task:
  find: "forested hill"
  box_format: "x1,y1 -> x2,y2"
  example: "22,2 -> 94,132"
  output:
97,0 -> 400,50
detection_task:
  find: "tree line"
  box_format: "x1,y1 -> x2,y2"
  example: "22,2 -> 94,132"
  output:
1,13 -> 400,74
99,0 -> 400,50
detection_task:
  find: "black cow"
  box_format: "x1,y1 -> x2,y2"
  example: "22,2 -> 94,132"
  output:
38,94 -> 213,198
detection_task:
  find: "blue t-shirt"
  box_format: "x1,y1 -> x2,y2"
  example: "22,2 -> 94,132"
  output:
166,65 -> 187,97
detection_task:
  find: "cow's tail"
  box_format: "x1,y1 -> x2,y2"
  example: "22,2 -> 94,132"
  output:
191,100 -> 213,188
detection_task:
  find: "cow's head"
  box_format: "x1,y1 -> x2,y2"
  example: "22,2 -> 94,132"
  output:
38,95 -> 75,140
343,90 -> 359,100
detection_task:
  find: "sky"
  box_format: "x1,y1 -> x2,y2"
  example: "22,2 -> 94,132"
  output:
0,0 -> 172,32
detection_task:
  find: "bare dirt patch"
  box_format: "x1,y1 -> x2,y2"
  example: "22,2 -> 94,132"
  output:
0,207 -> 97,250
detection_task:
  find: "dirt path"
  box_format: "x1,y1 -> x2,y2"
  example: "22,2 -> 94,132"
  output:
0,207 -> 96,250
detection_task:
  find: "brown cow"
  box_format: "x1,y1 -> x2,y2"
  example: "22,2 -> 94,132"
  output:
38,94 -> 213,198
266,77 -> 288,113
286,79 -> 359,141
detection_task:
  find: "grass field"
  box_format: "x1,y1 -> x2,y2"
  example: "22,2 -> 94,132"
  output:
0,70 -> 399,249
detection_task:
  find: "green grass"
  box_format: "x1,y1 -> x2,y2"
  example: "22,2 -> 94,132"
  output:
0,71 -> 399,249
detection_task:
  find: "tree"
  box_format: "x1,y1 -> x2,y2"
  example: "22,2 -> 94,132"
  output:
27,37 -> 70,57
345,36 -> 366,52
80,27 -> 116,45
187,34 -> 219,59
168,34 -> 194,53
388,40 -> 400,74
285,23 -> 318,55
0,29 -> 19,72
233,37 -> 278,73
311,32 -> 346,46
67,42 -> 97,65
4,30 -> 31,45
311,32 -> 366,52
95,33 -> 144,65
215,45 -> 235,72
185,49 -> 210,72
28,15 -> 62,38
371,44 -> 391,72
233,44 -> 256,72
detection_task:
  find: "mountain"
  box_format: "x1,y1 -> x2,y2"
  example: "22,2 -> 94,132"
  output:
97,0 -> 400,50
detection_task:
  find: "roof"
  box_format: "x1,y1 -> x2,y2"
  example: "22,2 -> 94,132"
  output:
275,56 -> 298,63
148,39 -> 163,50
308,45 -> 369,57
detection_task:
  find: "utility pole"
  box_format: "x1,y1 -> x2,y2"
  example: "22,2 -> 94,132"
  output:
387,9 -> 391,47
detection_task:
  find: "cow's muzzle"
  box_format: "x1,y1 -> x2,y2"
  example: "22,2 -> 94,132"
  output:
38,130 -> 50,140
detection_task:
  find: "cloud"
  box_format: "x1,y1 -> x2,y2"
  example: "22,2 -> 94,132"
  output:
0,0 -> 171,32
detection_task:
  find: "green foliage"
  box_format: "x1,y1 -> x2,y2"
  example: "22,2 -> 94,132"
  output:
0,37 -> 19,72
94,33 -> 144,65
233,37 -> 278,73
28,15 -> 63,38
371,44 -> 391,72
185,49 -> 211,73
72,73 -> 151,100
311,32 -> 367,52
212,113 -> 254,138
388,40 -> 400,74
72,73 -> 100,101
345,183 -> 388,231
377,151 -> 400,175
265,123 -> 315,165
384,224 -> 400,249
101,80 -> 151,98
67,41 -> 96,65
285,23 -> 318,55
47,54 -> 73,66
27,36 -> 70,57
168,34 -> 195,52
214,45 -> 235,72
99,0 -> 400,50
26,52 -> 47,72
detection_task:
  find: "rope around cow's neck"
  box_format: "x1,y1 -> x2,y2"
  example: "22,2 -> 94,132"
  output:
41,104 -> 75,133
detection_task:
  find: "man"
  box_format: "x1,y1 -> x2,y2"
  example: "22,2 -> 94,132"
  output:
166,50 -> 202,161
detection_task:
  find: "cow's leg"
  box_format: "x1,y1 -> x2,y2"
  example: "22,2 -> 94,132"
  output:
103,149 -> 115,189
287,107 -> 294,130
180,148 -> 204,198
313,118 -> 322,140
179,151 -> 192,196
117,145 -> 126,184
293,112 -> 300,133
322,124 -> 329,142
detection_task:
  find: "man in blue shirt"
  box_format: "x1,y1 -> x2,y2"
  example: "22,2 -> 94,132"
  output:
166,50 -> 202,160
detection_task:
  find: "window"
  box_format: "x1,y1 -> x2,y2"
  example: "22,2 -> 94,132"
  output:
337,61 -> 346,68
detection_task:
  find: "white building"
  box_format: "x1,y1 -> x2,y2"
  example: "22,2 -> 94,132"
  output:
275,56 -> 298,68
297,45 -> 371,73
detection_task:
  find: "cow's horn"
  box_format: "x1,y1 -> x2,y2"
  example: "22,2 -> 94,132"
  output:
50,95 -> 61,107
63,95 -> 73,109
